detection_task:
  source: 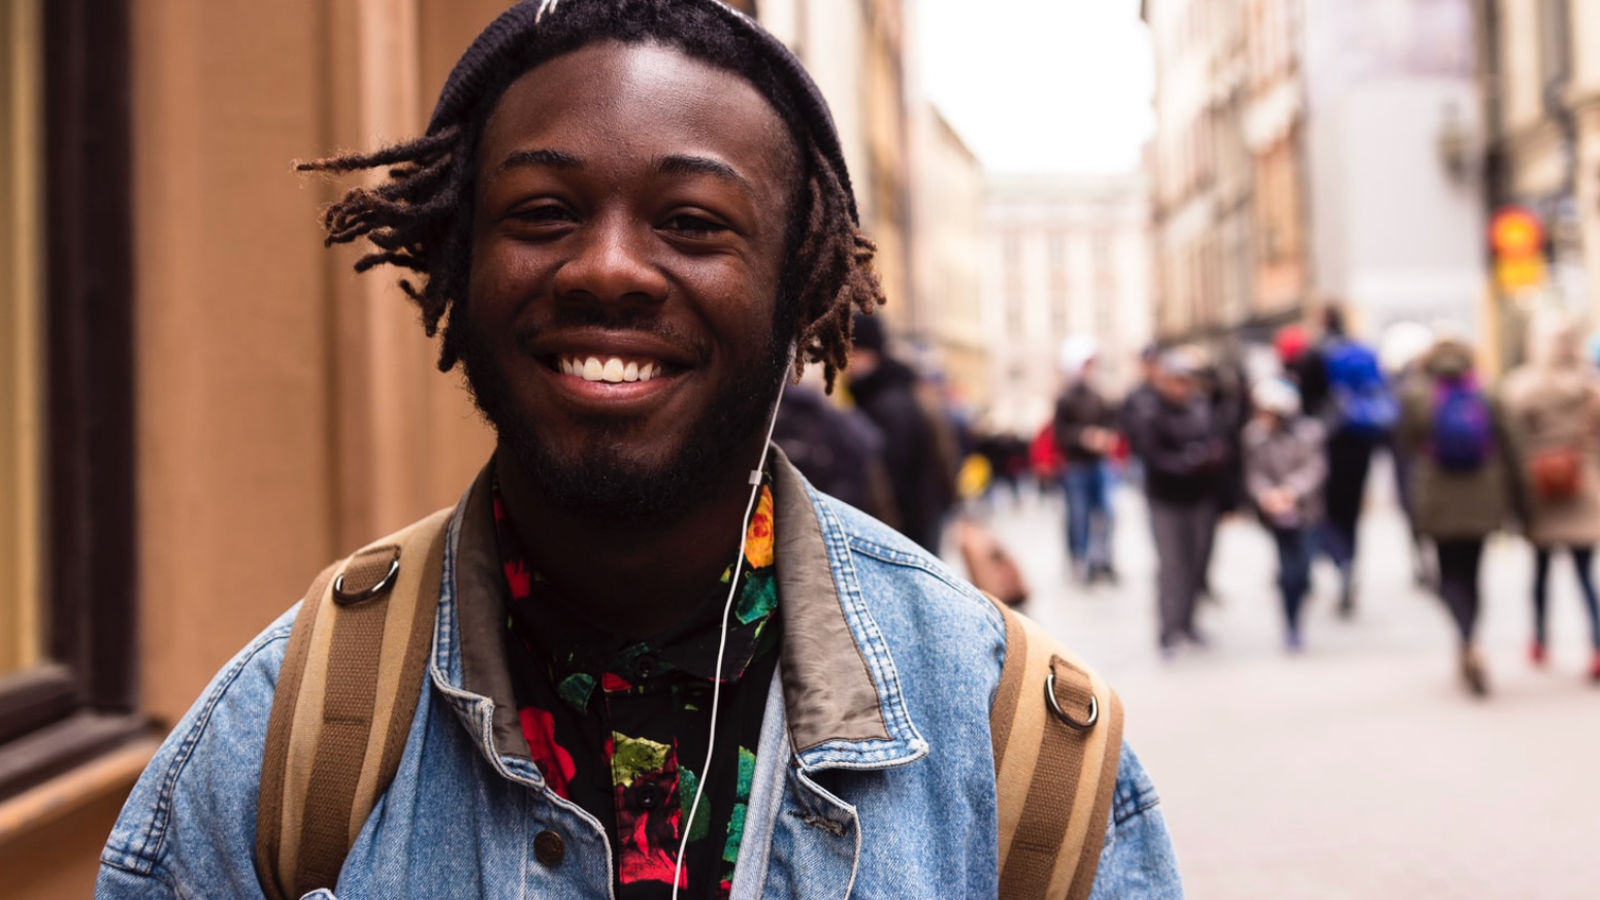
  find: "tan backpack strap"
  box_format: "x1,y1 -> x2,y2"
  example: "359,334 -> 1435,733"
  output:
254,507 -> 453,900
988,595 -> 1125,900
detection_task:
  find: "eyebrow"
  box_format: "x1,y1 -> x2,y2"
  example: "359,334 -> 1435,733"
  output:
493,148 -> 753,192
655,154 -> 751,191
497,148 -> 583,172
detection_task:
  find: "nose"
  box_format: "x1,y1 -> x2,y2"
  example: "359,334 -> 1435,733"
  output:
551,211 -> 669,307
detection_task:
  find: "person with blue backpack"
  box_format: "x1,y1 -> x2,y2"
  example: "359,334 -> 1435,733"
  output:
1294,307 -> 1398,618
1396,337 -> 1525,697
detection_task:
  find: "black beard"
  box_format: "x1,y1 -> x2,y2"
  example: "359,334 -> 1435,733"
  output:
457,307 -> 794,528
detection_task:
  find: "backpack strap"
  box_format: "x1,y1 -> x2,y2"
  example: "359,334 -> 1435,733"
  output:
988,595 -> 1125,900
254,507 -> 453,900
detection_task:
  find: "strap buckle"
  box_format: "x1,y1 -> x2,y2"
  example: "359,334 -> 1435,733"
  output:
332,556 -> 400,605
1044,669 -> 1099,731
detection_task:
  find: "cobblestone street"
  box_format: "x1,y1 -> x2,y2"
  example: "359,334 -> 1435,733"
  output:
956,462 -> 1600,898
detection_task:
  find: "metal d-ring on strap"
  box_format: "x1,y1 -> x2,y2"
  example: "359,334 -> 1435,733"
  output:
1045,669 -> 1099,731
332,558 -> 401,605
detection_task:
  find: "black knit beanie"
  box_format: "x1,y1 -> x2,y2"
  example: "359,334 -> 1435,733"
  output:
426,0 -> 859,224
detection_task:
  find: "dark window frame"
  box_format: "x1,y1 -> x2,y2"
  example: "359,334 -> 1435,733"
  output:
0,0 -> 142,802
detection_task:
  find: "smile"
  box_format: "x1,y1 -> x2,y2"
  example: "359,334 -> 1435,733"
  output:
556,354 -> 666,383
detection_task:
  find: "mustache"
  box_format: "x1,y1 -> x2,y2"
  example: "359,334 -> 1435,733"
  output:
510,306 -> 710,358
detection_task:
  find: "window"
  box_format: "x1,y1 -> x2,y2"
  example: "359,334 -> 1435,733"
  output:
1050,286 -> 1069,335
1047,231 -> 1066,273
0,0 -> 141,802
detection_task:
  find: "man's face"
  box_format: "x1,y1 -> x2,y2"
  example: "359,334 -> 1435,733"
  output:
461,41 -> 799,522
1155,370 -> 1194,403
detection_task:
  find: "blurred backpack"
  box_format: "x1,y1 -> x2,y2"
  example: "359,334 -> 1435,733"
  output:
1323,338 -> 1398,437
956,518 -> 1028,606
1431,378 -> 1493,472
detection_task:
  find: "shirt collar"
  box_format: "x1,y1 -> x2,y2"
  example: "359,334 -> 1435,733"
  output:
437,448 -> 925,772
491,470 -> 780,690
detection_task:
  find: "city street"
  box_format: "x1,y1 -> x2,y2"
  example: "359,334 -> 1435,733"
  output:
959,461 -> 1600,899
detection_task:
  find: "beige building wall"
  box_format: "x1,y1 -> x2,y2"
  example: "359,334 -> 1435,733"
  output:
760,0 -> 915,334
912,107 -> 988,409
1145,0 -> 1231,339
1489,0 -> 1599,346
1,2 -> 507,895
1576,1 -> 1600,322
1242,0 -> 1308,320
0,0 -> 42,676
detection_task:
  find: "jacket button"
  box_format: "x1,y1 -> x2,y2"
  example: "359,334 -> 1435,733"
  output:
534,830 -> 565,867
636,782 -> 663,810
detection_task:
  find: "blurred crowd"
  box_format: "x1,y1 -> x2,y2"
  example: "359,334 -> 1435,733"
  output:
788,308 -> 1600,700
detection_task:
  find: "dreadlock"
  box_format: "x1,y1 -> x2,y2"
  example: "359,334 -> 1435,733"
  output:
296,0 -> 883,391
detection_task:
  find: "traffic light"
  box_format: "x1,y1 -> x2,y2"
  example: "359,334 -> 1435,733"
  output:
1488,206 -> 1547,293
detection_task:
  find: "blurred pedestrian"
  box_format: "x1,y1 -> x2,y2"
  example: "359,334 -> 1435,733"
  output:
772,375 -> 898,527
1131,348 -> 1223,653
1121,344 -> 1162,460
1380,321 -> 1440,588
848,313 -> 954,552
1500,313 -> 1600,680
1029,420 -> 1063,497
1297,306 -> 1397,617
1198,347 -> 1249,602
1053,339 -> 1120,584
1397,338 -> 1523,697
1243,378 -> 1326,652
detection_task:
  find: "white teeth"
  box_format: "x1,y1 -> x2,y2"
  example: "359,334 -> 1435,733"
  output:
558,355 -> 664,383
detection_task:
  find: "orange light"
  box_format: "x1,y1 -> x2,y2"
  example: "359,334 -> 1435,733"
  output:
1489,207 -> 1544,257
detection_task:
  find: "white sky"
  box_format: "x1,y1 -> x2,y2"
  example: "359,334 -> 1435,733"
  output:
917,0 -> 1154,175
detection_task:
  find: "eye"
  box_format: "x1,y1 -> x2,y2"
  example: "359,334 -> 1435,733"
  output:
508,203 -> 575,225
660,213 -> 729,238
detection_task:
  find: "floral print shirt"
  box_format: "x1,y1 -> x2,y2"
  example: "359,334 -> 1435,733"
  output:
494,473 -> 780,900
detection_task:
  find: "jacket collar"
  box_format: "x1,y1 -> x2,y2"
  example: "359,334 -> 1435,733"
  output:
430,449 -> 927,777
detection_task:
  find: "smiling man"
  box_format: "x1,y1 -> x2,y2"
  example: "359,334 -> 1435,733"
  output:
97,2 -> 1179,898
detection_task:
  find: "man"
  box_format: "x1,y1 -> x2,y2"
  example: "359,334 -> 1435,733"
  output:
1052,343 -> 1119,584
98,3 -> 1179,898
1294,306 -> 1395,617
1120,344 -> 1162,466
771,373 -> 896,525
1131,349 -> 1222,653
845,312 -> 954,552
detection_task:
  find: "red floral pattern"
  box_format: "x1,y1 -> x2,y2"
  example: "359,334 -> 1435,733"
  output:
518,706 -> 576,798
492,469 -> 779,898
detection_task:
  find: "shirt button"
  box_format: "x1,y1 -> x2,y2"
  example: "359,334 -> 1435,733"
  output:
534,829 -> 565,868
636,782 -> 663,810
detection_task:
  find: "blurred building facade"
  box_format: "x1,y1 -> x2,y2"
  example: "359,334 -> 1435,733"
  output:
1302,0 -> 1484,338
1479,0 -> 1600,367
1146,0 -> 1228,338
1145,0 -> 1488,347
912,106 -> 989,410
0,2 -> 525,895
981,174 -> 1153,434
758,0 -> 916,336
1243,0 -> 1309,323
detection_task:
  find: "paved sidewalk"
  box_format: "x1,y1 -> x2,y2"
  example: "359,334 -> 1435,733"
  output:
956,472 -> 1600,899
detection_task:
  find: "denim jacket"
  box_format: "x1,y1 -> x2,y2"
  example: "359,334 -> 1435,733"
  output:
98,453 -> 1181,898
